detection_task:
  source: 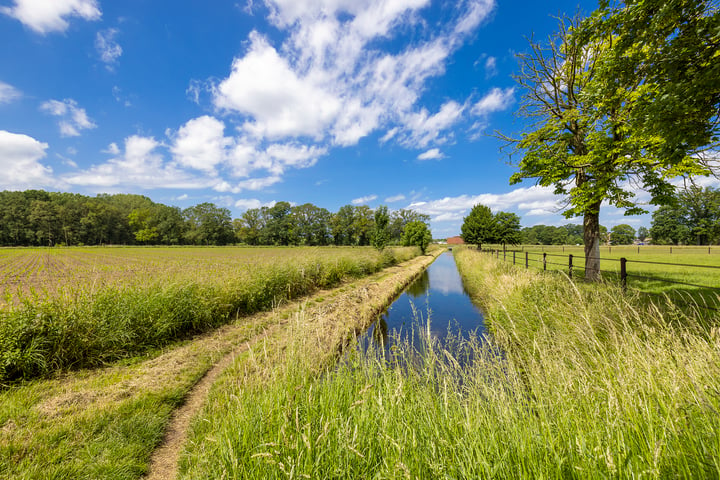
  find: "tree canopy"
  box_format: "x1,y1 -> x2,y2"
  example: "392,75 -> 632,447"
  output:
505,2 -> 719,279
0,189 -> 430,248
650,186 -> 720,245
461,204 -> 522,249
402,221 -> 432,255
610,224 -> 636,245
461,204 -> 496,248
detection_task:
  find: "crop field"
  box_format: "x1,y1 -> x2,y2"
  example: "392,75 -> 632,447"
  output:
0,246 -> 396,306
0,245 -> 418,382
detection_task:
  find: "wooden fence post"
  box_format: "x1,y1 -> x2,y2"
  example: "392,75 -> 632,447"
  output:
543,252 -> 547,271
568,254 -> 573,279
513,251 -> 516,265
525,251 -> 529,269
620,257 -> 627,292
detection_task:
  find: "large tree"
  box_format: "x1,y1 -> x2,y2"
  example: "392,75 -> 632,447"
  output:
402,220 -> 432,255
506,4 -> 719,280
494,211 -> 522,249
650,186 -> 720,245
371,205 -> 390,251
461,204 -> 496,249
609,224 -> 636,245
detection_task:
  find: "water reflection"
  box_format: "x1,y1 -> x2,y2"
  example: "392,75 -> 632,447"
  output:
362,251 -> 486,354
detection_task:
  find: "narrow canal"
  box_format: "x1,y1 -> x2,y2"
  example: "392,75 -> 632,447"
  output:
363,250 -> 486,352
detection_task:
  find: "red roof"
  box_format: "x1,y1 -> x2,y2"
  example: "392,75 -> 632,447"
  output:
446,236 -> 465,244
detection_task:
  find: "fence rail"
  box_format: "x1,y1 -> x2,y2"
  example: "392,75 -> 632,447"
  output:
483,248 -> 720,311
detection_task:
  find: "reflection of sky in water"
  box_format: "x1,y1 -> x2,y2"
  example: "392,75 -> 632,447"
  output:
363,251 -> 486,351
427,261 -> 465,295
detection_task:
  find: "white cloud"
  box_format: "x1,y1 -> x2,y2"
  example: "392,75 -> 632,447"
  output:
214,175 -> 282,194
454,0 -> 494,34
65,135 -> 208,190
0,130 -> 54,189
235,198 -> 277,210
484,56 -> 497,78
103,142 -> 120,155
1,0 -> 101,34
0,81 -> 21,103
96,28 -> 122,68
40,99 -> 96,137
214,32 -> 342,140
170,116 -> 232,175
471,87 -> 515,116
352,194 -> 377,205
417,148 -> 445,160
385,194 -> 406,203
400,101 -> 464,148
211,1 -> 495,150
408,185 -> 560,221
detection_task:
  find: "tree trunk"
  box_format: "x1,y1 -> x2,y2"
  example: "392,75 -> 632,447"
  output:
583,201 -> 602,281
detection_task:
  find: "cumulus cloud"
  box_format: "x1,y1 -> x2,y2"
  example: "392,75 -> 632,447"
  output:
408,185 -> 560,221
214,32 -> 342,140
96,28 -> 122,68
417,148 -> 445,160
40,99 -> 96,137
0,130 -> 55,189
400,101 -> 464,148
471,87 -> 515,116
0,81 -> 21,103
211,1 -> 496,149
214,175 -> 282,194
170,116 -> 232,175
234,198 -> 277,210
1,0 -> 101,34
65,135 -> 207,190
352,194 -> 378,205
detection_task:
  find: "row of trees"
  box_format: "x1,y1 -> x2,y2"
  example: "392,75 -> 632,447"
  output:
233,202 -> 430,247
0,190 -> 431,248
650,186 -> 720,245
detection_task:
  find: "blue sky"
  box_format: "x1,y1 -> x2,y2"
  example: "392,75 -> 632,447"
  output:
1,0 -> 700,238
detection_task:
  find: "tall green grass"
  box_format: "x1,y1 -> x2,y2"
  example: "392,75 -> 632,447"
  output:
181,247 -> 720,478
0,247 -> 417,383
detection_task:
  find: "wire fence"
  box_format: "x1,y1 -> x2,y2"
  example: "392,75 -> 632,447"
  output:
482,247 -> 720,312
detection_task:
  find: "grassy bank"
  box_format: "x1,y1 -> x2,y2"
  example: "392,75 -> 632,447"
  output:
0,249 -> 436,479
180,247 -> 720,478
0,247 -> 417,383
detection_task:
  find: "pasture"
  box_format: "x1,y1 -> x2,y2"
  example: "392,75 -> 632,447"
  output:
483,244 -> 720,310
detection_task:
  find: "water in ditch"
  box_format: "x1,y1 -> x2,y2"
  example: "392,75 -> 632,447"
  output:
361,250 -> 487,357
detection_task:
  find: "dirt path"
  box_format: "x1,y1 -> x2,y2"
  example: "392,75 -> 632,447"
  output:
143,251 -> 440,480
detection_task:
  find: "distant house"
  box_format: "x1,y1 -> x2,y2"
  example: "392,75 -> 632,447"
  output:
446,236 -> 465,245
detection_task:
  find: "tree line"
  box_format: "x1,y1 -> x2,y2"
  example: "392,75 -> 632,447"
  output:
0,190 -> 430,247
650,186 -> 720,245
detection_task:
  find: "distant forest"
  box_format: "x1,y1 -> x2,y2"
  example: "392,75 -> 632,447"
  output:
0,190 -> 430,247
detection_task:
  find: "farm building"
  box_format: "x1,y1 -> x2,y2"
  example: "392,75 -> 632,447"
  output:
446,236 -> 465,245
